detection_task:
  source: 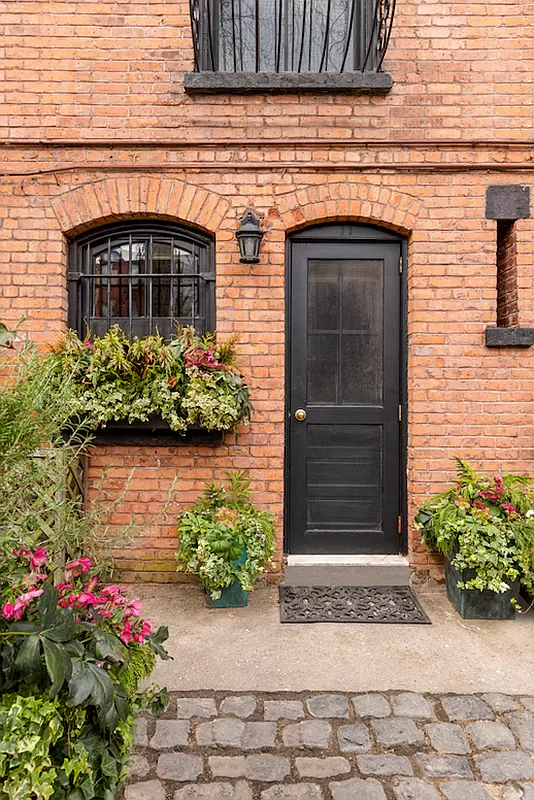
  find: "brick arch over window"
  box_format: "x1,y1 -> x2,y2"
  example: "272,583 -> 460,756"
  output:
278,183 -> 423,236
50,176 -> 230,238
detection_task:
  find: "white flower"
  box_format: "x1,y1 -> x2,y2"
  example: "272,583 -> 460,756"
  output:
526,509 -> 534,518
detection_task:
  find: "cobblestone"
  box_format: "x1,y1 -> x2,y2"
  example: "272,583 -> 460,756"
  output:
505,711 -> 534,750
157,754 -> 203,781
261,786 -> 322,799
283,721 -> 333,749
330,778 -> 387,799
125,780 -> 165,800
466,720 -> 516,750
425,723 -> 470,755
441,696 -> 494,722
123,692 -> 533,800
371,718 -> 425,748
337,723 -> 372,753
176,698 -> 218,719
439,781 -> 491,800
150,721 -> 190,749
520,698 -> 534,713
127,755 -> 150,778
416,755 -> 472,779
174,783 -> 252,800
295,757 -> 351,778
475,752 -> 534,782
481,694 -> 519,714
357,756 -> 414,776
265,701 -> 305,720
391,693 -> 434,720
220,696 -> 257,718
392,777 -> 441,799
306,695 -> 349,719
352,694 -> 391,719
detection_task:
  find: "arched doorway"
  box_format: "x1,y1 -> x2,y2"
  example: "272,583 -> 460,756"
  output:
286,223 -> 406,555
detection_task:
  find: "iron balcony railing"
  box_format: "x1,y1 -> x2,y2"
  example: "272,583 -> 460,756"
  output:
190,0 -> 396,74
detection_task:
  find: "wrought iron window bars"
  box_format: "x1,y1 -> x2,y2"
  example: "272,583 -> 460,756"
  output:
68,223 -> 215,340
190,0 -> 396,74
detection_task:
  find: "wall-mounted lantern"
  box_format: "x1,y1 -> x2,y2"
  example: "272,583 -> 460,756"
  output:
235,210 -> 264,263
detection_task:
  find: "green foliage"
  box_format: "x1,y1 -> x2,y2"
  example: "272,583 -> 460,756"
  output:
0,345 -> 140,573
415,458 -> 534,597
176,471 -> 276,598
0,694 -> 65,800
47,326 -> 251,434
0,550 -> 170,799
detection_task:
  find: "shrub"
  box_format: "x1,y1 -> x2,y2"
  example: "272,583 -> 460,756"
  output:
176,471 -> 276,598
416,458 -> 534,596
0,546 -> 169,800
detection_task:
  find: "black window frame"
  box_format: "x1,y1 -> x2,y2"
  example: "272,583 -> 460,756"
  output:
68,221 -> 215,341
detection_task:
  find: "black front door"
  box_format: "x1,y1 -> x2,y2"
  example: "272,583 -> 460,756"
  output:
287,226 -> 402,555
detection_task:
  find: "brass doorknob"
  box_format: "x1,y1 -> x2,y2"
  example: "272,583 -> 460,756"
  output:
295,409 -> 307,422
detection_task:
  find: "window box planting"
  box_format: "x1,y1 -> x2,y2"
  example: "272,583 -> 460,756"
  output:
47,327 -> 252,440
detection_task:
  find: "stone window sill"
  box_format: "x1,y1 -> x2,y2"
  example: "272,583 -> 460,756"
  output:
485,327 -> 534,348
183,71 -> 393,95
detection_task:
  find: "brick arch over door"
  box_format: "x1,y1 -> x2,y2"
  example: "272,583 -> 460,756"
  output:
277,183 -> 423,236
50,176 -> 230,238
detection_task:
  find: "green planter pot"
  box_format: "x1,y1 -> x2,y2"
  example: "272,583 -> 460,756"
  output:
206,581 -> 249,608
445,557 -> 518,620
205,547 -> 249,608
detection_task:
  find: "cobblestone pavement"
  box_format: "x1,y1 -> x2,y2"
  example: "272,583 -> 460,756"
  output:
123,692 -> 534,800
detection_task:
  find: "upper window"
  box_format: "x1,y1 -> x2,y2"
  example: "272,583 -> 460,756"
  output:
190,0 -> 395,74
68,222 -> 215,339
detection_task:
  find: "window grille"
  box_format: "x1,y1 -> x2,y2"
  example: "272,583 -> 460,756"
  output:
68,222 -> 215,339
190,0 -> 395,73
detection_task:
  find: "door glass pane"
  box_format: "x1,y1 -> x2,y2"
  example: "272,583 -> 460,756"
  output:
307,259 -> 383,406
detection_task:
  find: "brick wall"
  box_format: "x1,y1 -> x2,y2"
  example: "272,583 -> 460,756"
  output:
1,1 -> 533,580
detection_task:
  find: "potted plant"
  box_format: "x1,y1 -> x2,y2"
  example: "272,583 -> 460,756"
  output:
176,471 -> 276,607
415,458 -> 534,619
46,326 -> 251,442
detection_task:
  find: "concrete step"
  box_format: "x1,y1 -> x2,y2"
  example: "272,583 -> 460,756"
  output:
283,557 -> 410,587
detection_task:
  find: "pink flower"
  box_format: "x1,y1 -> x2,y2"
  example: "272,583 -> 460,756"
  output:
472,500 -> 486,509
65,557 -> 93,579
501,503 -> 516,515
30,548 -> 47,570
10,588 -> 44,620
1,603 -> 15,620
13,547 -> 32,561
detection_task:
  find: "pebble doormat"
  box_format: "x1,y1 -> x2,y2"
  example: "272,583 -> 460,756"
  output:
279,586 -> 431,624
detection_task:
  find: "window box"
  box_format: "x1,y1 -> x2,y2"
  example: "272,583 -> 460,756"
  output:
92,415 -> 226,446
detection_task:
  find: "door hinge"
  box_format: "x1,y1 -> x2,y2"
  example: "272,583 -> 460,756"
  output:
398,404 -> 402,422
399,256 -> 403,274
398,515 -> 402,534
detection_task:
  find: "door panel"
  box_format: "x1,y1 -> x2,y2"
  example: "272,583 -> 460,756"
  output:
288,238 -> 401,555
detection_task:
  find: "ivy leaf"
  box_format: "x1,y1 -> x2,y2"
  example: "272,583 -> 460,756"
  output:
42,637 -> 70,698
152,625 -> 169,644
95,632 -> 127,664
8,621 -> 40,634
14,635 -> 41,677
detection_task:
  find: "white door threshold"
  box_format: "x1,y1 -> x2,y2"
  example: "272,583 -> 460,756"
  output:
286,555 -> 409,567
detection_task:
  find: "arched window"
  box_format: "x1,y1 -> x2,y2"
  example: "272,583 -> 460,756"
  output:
68,221 -> 215,339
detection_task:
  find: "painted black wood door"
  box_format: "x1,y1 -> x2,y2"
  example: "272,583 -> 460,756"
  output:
288,232 -> 401,554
